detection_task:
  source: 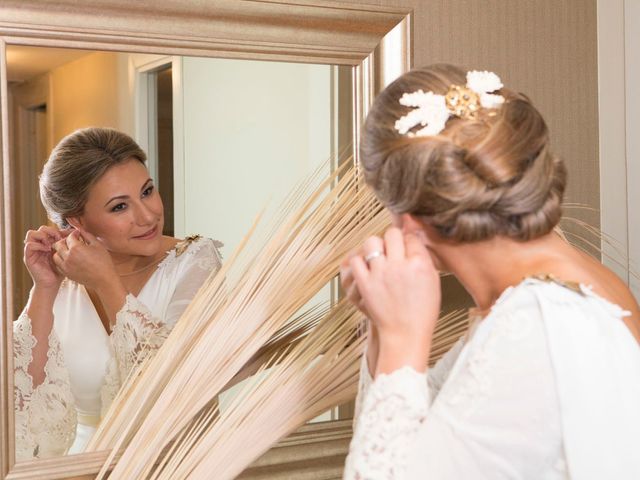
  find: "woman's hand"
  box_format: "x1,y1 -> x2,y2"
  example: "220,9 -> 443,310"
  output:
51,228 -> 119,291
340,250 -> 379,375
349,228 -> 441,375
24,226 -> 72,291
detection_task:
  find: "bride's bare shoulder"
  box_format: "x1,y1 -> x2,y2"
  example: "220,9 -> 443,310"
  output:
557,249 -> 640,342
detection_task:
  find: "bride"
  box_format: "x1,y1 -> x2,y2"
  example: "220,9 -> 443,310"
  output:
14,127 -> 222,460
341,64 -> 640,479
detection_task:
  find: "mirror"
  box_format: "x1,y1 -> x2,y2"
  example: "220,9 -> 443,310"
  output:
7,43 -> 354,460
0,2 -> 411,478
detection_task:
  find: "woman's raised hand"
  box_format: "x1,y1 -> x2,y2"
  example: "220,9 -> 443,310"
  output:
51,228 -> 118,291
23,226 -> 72,290
348,228 -> 441,375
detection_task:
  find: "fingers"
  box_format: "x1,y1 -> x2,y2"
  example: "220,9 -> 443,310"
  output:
340,250 -> 363,306
37,225 -> 62,238
66,230 -> 86,248
404,232 -> 431,261
362,236 -> 385,270
339,247 -> 363,289
383,228 -> 405,261
59,228 -> 74,239
24,242 -> 52,268
25,226 -> 62,245
51,250 -> 64,269
345,280 -> 362,304
349,254 -> 370,291
24,241 -> 51,253
73,226 -> 96,245
52,238 -> 70,260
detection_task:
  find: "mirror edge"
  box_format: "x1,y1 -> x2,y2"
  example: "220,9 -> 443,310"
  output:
0,2 -> 412,478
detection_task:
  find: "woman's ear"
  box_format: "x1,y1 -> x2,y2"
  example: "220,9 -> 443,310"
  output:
65,217 -> 83,231
399,213 -> 431,245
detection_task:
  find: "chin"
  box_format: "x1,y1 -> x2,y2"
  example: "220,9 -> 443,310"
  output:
132,235 -> 164,256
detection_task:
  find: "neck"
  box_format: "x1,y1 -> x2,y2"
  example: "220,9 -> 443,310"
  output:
432,232 -> 570,310
109,239 -> 168,276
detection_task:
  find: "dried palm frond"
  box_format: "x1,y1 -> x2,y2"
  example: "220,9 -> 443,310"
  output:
148,299 -> 363,480
89,161 -> 398,478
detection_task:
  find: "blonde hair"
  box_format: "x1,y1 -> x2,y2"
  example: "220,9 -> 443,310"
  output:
360,63 -> 567,242
40,127 -> 147,228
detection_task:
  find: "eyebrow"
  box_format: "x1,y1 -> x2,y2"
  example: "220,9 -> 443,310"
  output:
104,178 -> 153,207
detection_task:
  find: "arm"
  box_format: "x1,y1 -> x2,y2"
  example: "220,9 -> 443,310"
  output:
21,226 -> 71,386
14,310 -> 77,460
344,309 -> 562,480
14,227 -> 78,460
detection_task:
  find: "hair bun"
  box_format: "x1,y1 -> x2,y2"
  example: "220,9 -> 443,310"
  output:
360,63 -> 566,242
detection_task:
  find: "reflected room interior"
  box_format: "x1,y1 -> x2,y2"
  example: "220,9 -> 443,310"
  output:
7,44 -> 355,459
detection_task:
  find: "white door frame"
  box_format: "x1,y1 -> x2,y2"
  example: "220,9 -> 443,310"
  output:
131,53 -> 186,236
597,0 -> 639,297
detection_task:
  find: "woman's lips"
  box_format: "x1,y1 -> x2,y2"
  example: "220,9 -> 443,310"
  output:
133,225 -> 158,240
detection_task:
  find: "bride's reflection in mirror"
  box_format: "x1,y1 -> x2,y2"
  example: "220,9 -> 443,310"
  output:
14,127 -> 223,460
7,45 -> 353,461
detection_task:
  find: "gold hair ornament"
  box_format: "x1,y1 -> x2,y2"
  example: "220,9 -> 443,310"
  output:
394,70 -> 505,137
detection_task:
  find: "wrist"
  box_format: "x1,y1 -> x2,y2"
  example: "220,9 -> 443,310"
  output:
375,334 -> 432,376
30,284 -> 60,303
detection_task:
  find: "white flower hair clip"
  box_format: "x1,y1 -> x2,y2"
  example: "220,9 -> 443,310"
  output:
394,70 -> 505,137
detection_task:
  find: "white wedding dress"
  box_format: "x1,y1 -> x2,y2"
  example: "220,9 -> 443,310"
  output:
344,277 -> 640,479
13,236 -> 222,461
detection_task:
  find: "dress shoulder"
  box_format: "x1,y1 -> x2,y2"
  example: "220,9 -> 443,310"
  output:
490,275 -> 631,323
158,235 -> 223,274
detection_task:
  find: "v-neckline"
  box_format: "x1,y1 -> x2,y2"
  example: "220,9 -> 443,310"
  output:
80,235 -> 202,337
81,253 -> 166,337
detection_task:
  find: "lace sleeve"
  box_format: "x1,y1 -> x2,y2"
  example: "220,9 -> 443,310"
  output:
13,313 -> 77,460
353,336 -> 464,423
101,238 -> 223,414
344,367 -> 430,480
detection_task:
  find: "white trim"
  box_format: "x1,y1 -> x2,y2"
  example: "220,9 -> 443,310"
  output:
131,54 -> 173,179
145,72 -> 158,182
597,0 -> 630,286
171,56 -> 185,238
131,54 -> 185,236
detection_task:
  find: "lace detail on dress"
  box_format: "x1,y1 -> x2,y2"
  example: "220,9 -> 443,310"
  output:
102,294 -> 171,415
13,314 -> 36,410
13,313 -> 76,460
344,366 -> 430,480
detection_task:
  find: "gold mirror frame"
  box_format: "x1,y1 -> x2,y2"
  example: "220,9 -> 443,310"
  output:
0,1 -> 412,478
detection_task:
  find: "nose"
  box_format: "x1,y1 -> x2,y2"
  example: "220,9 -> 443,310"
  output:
133,201 -> 158,226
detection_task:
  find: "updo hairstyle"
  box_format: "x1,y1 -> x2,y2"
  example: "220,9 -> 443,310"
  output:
360,64 -> 567,242
39,127 -> 147,228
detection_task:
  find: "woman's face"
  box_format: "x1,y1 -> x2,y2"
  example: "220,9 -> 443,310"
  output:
70,158 -> 164,257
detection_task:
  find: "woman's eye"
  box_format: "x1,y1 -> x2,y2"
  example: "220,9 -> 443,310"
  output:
111,203 -> 127,212
142,185 -> 154,197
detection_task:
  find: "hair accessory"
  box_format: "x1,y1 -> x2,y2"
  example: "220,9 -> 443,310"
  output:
394,70 -> 505,137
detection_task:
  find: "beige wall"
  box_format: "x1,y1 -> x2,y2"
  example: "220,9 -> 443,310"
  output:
347,0 -> 599,224
50,51 -> 125,144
